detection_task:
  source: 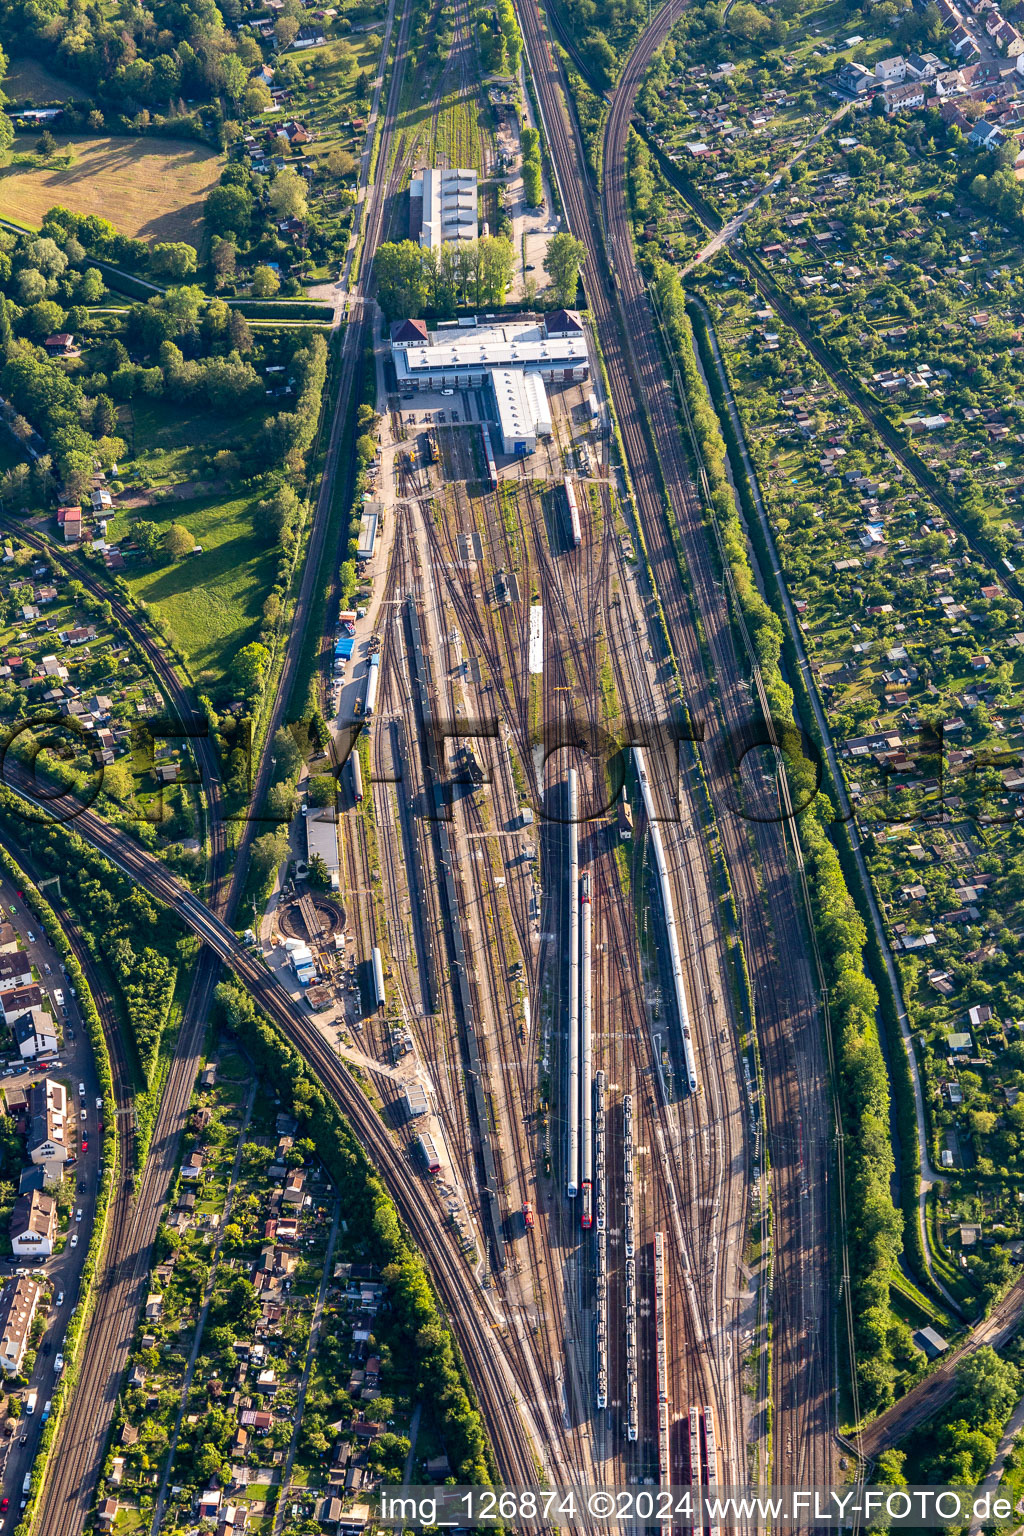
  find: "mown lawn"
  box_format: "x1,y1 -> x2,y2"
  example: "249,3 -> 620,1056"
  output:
109,492 -> 276,692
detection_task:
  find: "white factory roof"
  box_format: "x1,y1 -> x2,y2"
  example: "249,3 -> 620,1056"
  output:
394,319 -> 588,379
523,372 -> 552,436
417,166 -> 478,249
492,368 -> 537,443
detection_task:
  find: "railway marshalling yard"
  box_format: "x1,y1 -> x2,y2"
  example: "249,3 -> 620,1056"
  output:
315,356 -> 772,1496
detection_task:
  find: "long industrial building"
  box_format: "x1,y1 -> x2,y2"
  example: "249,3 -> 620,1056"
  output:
410,167 -> 478,249
390,310 -> 589,455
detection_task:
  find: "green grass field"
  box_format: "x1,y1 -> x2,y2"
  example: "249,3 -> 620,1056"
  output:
120,397 -> 274,485
109,492 -> 276,691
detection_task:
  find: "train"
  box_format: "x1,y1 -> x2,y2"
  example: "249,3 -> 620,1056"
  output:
654,1232 -> 669,1499
579,869 -> 593,1228
351,750 -> 363,805
417,1132 -> 440,1174
594,1070 -> 607,1411
595,1071 -> 606,1233
522,1200 -> 535,1230
480,423 -> 498,491
424,432 -> 439,465
624,1090 -> 638,1440
564,475 -> 582,549
633,746 -> 699,1094
567,770 -> 580,1200
371,945 -> 386,1014
364,653 -> 380,718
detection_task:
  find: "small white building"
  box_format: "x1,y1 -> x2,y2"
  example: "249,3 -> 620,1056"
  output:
13,1008 -> 58,1059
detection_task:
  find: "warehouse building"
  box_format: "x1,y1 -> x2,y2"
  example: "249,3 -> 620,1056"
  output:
390,311 -> 588,455
391,310 -> 589,393
305,807 -> 340,890
411,167 -> 478,249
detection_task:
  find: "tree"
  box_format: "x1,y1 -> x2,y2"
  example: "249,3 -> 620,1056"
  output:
231,641 -> 270,697
275,14 -> 300,47
152,242 -> 198,279
255,483 -> 300,542
356,433 -> 376,466
373,240 -> 430,317
26,237 -> 67,279
129,518 -> 161,560
162,523 -> 194,560
269,168 -> 308,222
211,237 -> 237,279
543,232 -> 587,306
251,264 -> 280,298
326,147 -> 358,179
26,300 -> 64,340
251,826 -> 290,887
307,773 -> 336,806
77,267 -> 104,304
228,309 -> 252,353
36,130 -> 57,159
243,81 -> 273,117
93,394 -> 117,437
205,184 -> 252,241
955,1346 -> 1019,1432
307,852 -> 330,889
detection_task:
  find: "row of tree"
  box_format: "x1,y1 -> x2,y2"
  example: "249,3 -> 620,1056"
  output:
373,236 -> 515,318
655,260 -> 911,1415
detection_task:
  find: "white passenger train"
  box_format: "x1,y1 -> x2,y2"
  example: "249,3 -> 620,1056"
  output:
633,747 -> 699,1093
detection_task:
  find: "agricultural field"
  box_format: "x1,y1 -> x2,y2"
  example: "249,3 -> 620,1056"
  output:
0,136 -> 221,245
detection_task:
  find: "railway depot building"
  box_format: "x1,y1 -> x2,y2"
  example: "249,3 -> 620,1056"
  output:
390,310 -> 590,455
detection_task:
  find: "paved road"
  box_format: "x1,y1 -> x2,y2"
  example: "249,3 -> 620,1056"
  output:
0,877 -> 104,1529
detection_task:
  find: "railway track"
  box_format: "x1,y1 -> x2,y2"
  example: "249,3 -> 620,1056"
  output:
511,0 -> 839,1489
1,761 -> 545,1485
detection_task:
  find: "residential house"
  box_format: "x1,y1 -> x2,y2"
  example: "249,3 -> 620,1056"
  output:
43,334 -> 75,356
13,1008 -> 58,1059
884,81 -> 926,113
180,1151 -> 204,1182
875,55 -> 907,81
970,119 -> 1005,147
0,953 -> 33,990
10,1189 -> 56,1257
282,1169 -> 305,1205
0,985 -> 41,1022
0,1276 -> 40,1374
56,507 -> 82,542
